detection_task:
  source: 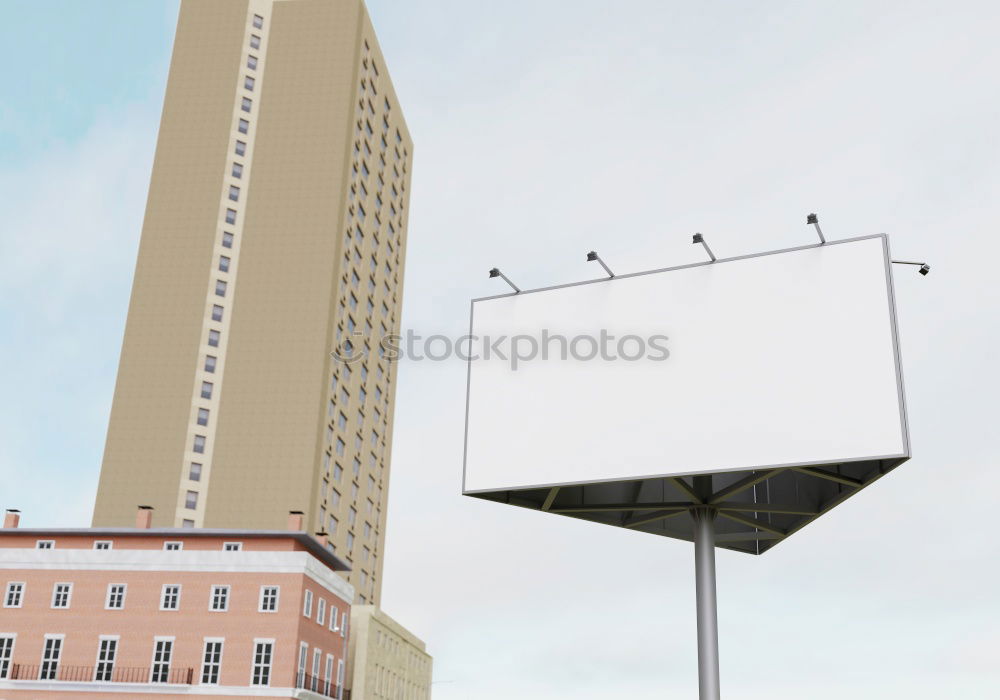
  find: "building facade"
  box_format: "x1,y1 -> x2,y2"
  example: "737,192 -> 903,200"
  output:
0,509 -> 353,699
91,0 -> 413,607
345,607 -> 431,700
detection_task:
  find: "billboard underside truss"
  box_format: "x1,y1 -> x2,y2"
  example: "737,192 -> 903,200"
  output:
468,456 -> 908,555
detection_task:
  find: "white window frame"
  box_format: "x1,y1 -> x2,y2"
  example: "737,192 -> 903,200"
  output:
337,659 -> 345,695
200,637 -> 225,685
39,634 -> 64,680
311,648 -> 322,691
93,540 -> 113,550
149,636 -> 174,683
50,582 -> 73,609
259,585 -> 279,612
0,634 -> 15,680
317,597 -> 326,626
160,584 -> 181,611
209,585 -> 230,612
36,540 -> 55,549
93,635 -> 119,682
223,541 -> 243,551
251,638 -> 275,687
105,583 -> 127,610
163,541 -> 183,551
3,582 -> 25,608
297,641 -> 308,687
341,612 -> 348,638
303,589 -> 313,618
329,607 -> 338,632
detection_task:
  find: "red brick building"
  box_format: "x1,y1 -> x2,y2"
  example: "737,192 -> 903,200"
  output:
0,508 -> 353,699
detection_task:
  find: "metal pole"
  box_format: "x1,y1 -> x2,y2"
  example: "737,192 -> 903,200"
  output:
692,506 -> 721,700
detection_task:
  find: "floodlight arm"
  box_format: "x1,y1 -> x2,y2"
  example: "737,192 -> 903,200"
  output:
806,213 -> 826,244
891,260 -> 931,276
692,233 -> 717,262
488,267 -> 521,293
586,251 -> 615,278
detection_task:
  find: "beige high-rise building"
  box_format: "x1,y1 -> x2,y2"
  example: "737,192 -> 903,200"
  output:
92,0 -> 413,607
347,606 -> 433,699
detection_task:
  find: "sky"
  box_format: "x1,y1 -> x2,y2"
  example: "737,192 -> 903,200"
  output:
1,1 -> 999,698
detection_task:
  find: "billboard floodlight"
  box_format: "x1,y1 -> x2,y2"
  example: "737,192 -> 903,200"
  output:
692,233 -> 716,262
586,251 -> 615,278
807,212 -> 827,244
892,260 -> 931,276
488,267 -> 520,293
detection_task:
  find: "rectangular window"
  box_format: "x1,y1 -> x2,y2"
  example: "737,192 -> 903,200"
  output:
211,304 -> 224,322
197,408 -> 209,426
193,435 -> 206,454
259,585 -> 279,612
252,640 -> 273,686
222,231 -> 234,248
241,97 -> 252,112
223,542 -> 242,551
219,255 -> 231,272
210,585 -> 230,611
333,463 -> 343,481
204,356 -> 217,373
201,381 -> 213,399
215,279 -> 227,297
253,13 -> 264,28
0,635 -> 13,680
164,542 -> 182,551
39,636 -> 62,680
226,209 -> 237,225
250,34 -> 261,49
311,648 -> 321,691
106,583 -> 126,609
150,639 -> 173,683
244,75 -> 255,91
235,140 -> 247,155
247,55 -> 258,70
329,608 -> 339,632
297,642 -> 308,688
238,119 -> 249,134
324,653 -> 334,695
317,597 -> 326,626
185,490 -> 198,510
36,540 -> 54,549
208,329 -> 221,347
201,639 -> 223,685
303,589 -> 313,617
4,582 -> 24,608
51,582 -> 72,608
161,584 -> 181,610
94,540 -> 112,550
228,185 -> 240,202
336,438 -> 346,456
183,519 -> 195,528
94,637 -> 118,681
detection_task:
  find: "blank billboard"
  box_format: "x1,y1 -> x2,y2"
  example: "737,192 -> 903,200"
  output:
463,235 -> 908,495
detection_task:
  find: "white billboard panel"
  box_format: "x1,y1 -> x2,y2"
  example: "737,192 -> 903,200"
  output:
463,235 -> 908,494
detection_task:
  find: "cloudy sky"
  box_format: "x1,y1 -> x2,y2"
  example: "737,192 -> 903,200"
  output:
2,1 -> 999,698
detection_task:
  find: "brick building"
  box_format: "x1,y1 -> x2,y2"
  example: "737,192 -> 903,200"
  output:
0,508 -> 353,699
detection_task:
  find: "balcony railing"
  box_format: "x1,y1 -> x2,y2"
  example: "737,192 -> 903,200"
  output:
295,671 -> 349,699
6,663 -> 194,684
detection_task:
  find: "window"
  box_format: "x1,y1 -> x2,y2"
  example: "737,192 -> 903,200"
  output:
223,542 -> 242,551
208,330 -> 221,347
197,408 -> 209,426
228,185 -> 240,202
241,97 -> 252,112
189,462 -> 202,481
94,637 -> 118,681
210,585 -> 230,611
106,583 -> 126,609
252,640 -> 273,686
303,589 -> 313,617
51,582 -> 72,608
211,304 -> 224,321
346,533 -> 354,549
244,75 -> 255,91
329,607 -> 338,632
36,540 -> 54,549
317,597 -> 326,625
348,508 -> 357,526
201,381 -> 213,399
232,162 -> 243,179
253,13 -> 264,28
150,639 -> 173,683
341,613 -> 349,638
247,55 -> 258,70
225,209 -> 237,225
324,653 -> 334,695
259,585 -> 279,612
329,516 -> 338,535
183,519 -> 195,528
297,642 -> 308,687
235,140 -> 247,155
335,438 -> 346,456
0,635 -> 14,680
250,34 -> 261,49
4,582 -> 24,608
185,491 -> 198,510
238,119 -> 249,134
193,435 -> 206,454
201,640 -> 223,685
160,584 -> 181,610
39,636 -> 63,680
333,463 -> 343,481
338,412 -> 347,430
215,279 -> 227,297
94,540 -> 112,550
222,231 -> 234,248
311,648 -> 322,691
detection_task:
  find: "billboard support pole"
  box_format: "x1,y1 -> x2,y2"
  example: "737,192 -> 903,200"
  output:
691,504 -> 721,700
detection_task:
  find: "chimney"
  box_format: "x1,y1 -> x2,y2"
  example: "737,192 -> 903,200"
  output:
136,505 -> 154,529
287,510 -> 305,531
3,509 -> 20,529
314,531 -> 328,548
